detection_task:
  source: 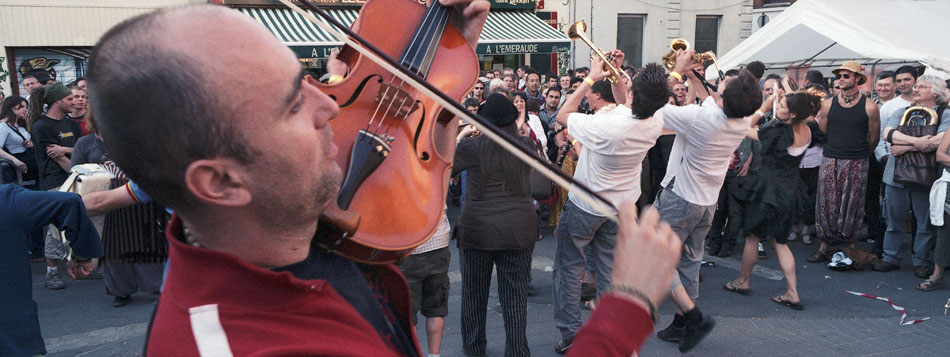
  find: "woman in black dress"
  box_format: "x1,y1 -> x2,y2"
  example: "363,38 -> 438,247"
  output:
723,90 -> 824,310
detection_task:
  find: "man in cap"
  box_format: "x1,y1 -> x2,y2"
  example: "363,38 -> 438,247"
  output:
27,81 -> 79,290
809,61 -> 880,264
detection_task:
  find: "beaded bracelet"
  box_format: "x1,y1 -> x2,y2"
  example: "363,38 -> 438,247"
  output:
602,284 -> 659,324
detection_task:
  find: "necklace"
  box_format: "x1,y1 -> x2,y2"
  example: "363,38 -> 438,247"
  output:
183,225 -> 202,248
842,91 -> 860,104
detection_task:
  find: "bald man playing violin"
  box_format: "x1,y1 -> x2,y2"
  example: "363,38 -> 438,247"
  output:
87,2 -> 681,356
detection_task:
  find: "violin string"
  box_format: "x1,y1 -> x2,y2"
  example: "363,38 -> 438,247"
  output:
364,3 -> 440,140
379,5 -> 450,139
280,0 -> 619,222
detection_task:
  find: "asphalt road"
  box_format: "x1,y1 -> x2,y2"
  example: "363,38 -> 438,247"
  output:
30,203 -> 950,356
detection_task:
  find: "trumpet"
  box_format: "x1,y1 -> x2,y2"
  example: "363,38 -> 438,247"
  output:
567,21 -> 631,83
662,39 -> 725,80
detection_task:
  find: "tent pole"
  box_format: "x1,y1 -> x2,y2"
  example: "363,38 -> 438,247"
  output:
802,42 -> 838,67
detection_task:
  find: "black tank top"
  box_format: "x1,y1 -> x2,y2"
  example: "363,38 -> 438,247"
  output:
823,94 -> 870,159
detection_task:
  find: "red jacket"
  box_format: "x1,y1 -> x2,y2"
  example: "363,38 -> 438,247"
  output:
148,216 -> 653,356
146,216 -> 421,356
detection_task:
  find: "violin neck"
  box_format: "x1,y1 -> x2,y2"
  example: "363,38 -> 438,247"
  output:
399,2 -> 451,78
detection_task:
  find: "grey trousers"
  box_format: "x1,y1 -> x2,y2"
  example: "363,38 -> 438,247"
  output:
102,260 -> 164,297
553,200 -> 618,340
882,184 -> 936,267
655,187 -> 715,299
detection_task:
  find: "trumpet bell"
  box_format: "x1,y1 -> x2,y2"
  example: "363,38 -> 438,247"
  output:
567,21 -> 587,40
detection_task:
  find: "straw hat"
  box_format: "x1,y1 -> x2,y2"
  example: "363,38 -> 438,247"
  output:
832,60 -> 867,85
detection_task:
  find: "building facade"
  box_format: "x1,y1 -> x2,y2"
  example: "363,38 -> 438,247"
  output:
559,0 -> 753,72
0,0 -> 194,97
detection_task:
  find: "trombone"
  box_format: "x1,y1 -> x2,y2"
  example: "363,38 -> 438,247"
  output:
567,20 -> 632,83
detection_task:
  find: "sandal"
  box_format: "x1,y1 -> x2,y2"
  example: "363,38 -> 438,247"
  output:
916,277 -> 944,292
723,281 -> 751,295
772,296 -> 804,310
801,234 -> 814,245
787,231 -> 799,241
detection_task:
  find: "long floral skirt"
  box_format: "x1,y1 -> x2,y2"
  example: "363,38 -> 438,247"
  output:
815,156 -> 868,244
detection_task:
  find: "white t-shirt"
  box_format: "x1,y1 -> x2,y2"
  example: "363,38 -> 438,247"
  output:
879,96 -> 912,132
659,97 -> 753,206
567,105 -> 663,216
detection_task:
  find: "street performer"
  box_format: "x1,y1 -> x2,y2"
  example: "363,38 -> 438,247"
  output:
87,3 -> 683,356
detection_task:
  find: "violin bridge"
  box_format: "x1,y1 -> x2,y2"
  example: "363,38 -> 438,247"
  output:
376,84 -> 420,117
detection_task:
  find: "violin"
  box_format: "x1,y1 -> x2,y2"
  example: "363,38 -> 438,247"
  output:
284,0 -> 615,265
302,0 -> 479,264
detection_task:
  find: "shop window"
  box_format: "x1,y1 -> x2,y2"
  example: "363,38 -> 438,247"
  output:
695,15 -> 720,55
616,14 -> 644,68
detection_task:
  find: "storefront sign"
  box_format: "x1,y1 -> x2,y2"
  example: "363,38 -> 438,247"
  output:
291,45 -> 342,59
477,42 -> 568,55
214,0 -> 423,6
487,0 -> 536,10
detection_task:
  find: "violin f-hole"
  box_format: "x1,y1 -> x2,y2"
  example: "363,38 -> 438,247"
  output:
338,74 -> 384,108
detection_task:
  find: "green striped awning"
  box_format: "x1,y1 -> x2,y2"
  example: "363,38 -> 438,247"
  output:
238,7 -> 357,59
477,11 -> 570,54
240,8 -> 569,58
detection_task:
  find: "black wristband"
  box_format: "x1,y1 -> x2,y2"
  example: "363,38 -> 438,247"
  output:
72,257 -> 91,263
886,129 -> 895,144
602,284 -> 659,324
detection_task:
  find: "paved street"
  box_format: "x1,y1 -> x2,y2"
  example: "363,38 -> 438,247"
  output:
31,205 -> 950,356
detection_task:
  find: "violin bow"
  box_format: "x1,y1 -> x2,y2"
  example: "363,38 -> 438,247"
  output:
277,0 -> 619,222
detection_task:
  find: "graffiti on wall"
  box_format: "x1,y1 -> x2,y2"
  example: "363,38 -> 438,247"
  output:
13,49 -> 85,96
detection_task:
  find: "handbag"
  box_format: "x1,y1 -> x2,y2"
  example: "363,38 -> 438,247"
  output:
893,105 -> 944,187
528,137 -> 553,199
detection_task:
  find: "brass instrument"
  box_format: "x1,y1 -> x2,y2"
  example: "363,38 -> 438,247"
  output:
899,104 -> 938,126
661,39 -> 725,80
567,21 -> 631,83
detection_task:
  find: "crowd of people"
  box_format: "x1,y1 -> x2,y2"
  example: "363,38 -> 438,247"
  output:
3,1 -> 950,356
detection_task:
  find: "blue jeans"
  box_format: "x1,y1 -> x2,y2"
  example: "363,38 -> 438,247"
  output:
552,200 -> 617,340
882,184 -> 935,267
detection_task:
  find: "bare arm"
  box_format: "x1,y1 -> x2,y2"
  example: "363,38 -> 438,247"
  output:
558,56 -> 609,127
0,150 -> 26,172
82,184 -> 138,217
867,100 -> 880,150
817,98 -> 831,133
606,50 -> 627,106
937,129 -> 950,166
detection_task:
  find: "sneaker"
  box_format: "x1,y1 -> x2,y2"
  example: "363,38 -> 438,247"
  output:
112,295 -> 132,307
758,242 -> 767,259
554,337 -> 573,354
656,322 -> 686,343
707,238 -> 722,256
44,271 -> 65,290
872,261 -> 899,272
679,314 -> 716,353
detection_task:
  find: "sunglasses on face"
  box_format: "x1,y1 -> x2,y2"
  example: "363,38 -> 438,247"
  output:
835,73 -> 851,79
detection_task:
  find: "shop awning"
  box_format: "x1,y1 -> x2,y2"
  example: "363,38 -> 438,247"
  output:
240,8 -> 570,59
477,11 -> 570,55
237,7 -> 356,59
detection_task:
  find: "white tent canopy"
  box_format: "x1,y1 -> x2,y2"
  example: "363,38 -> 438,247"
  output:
708,0 -> 950,80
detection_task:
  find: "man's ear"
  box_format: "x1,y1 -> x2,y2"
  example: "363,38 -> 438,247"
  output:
184,159 -> 252,207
